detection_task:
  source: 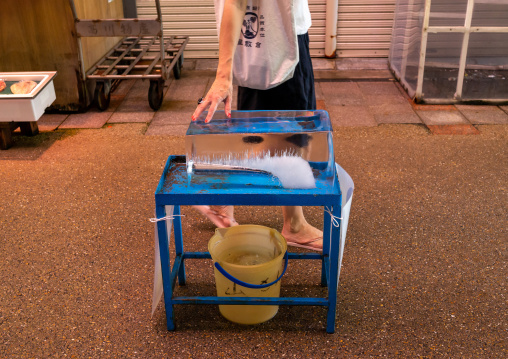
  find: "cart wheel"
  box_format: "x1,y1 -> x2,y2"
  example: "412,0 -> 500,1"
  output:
173,59 -> 182,79
94,82 -> 111,111
148,80 -> 164,111
178,54 -> 184,67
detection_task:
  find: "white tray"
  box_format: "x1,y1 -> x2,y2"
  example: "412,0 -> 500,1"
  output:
0,72 -> 57,122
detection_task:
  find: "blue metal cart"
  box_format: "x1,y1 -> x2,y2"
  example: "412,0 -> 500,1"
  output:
154,154 -> 346,333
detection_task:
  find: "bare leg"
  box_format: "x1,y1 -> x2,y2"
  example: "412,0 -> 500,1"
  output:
281,206 -> 323,251
193,205 -> 238,228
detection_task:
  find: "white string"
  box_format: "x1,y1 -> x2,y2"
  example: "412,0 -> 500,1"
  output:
324,206 -> 342,228
149,214 -> 185,223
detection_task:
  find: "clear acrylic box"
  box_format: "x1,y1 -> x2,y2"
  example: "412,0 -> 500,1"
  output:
185,110 -> 335,190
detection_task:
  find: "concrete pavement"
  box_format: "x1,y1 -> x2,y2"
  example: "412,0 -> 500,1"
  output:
1,59 -> 507,358
35,58 -> 508,136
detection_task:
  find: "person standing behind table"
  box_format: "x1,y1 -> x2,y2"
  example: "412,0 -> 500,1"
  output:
191,0 -> 323,251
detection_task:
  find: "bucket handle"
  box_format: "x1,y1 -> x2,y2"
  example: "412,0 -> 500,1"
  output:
214,251 -> 288,289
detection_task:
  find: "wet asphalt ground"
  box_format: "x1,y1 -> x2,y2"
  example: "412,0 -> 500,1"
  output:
0,121 -> 506,358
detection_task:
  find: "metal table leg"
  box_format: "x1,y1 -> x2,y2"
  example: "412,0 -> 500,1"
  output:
156,204 -> 175,330
321,208 -> 332,287
173,206 -> 186,286
326,204 -> 342,334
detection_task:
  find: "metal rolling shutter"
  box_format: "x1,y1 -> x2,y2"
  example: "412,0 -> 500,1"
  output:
136,0 -> 217,58
308,0 -> 326,57
337,0 -> 396,57
137,0 -> 327,58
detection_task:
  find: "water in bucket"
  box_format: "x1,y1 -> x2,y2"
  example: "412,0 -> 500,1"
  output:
208,225 -> 287,325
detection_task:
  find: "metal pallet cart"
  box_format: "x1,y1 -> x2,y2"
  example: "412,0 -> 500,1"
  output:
68,0 -> 189,111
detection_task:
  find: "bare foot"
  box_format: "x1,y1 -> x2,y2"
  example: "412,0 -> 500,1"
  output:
193,205 -> 238,228
281,223 -> 323,251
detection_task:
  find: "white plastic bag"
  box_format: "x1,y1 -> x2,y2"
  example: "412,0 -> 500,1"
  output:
214,0 -> 299,90
335,163 -> 354,280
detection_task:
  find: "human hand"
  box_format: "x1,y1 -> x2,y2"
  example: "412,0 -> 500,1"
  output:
192,78 -> 233,123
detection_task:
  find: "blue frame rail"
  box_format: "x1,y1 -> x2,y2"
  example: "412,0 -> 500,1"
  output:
155,155 -> 342,333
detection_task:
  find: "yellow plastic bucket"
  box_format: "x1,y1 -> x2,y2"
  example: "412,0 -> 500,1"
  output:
208,224 -> 288,325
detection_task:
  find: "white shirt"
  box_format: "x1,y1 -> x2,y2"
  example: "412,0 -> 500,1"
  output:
294,0 -> 312,35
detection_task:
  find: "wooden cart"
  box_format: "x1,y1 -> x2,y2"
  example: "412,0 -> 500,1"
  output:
68,0 -> 189,111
